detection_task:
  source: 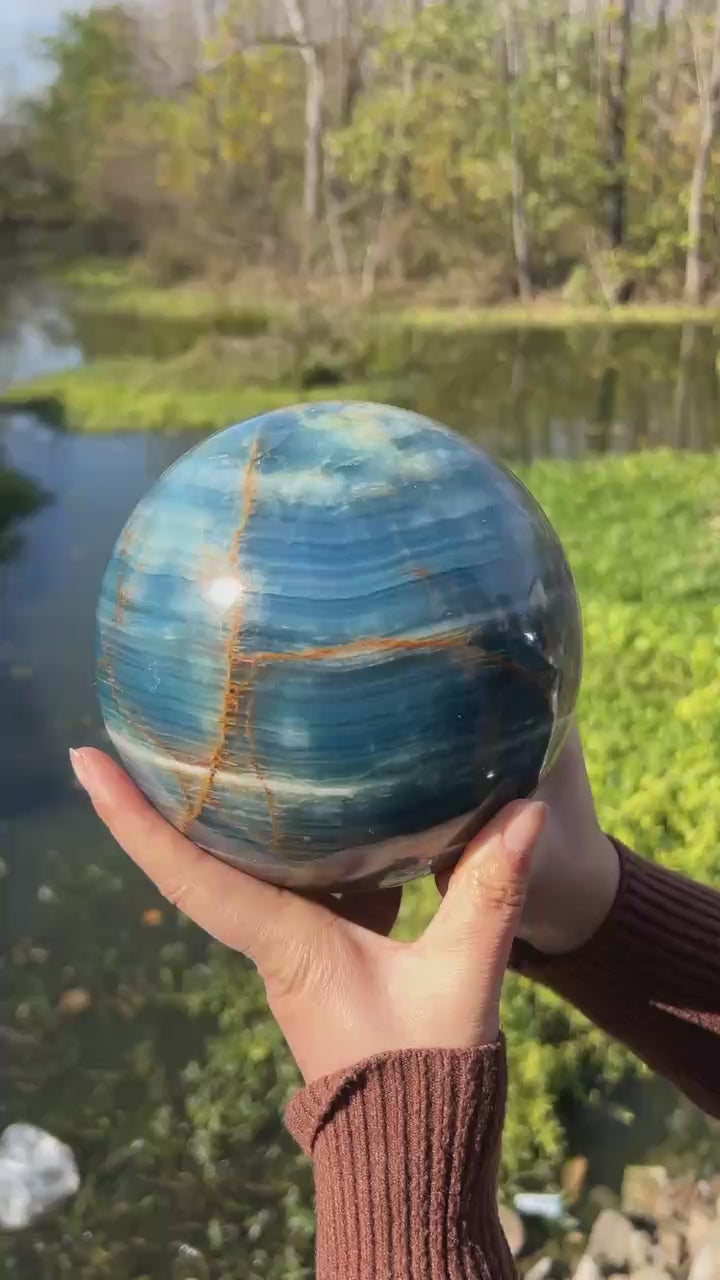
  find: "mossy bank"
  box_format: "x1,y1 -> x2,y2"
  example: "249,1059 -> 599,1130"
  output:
3,265 -> 720,440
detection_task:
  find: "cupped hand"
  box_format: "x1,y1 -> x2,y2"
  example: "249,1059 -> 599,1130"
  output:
70,747 -> 546,1083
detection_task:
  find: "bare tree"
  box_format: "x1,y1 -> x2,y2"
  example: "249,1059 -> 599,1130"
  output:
605,0 -> 635,250
684,0 -> 720,304
283,0 -> 325,225
648,0 -> 672,201
337,0 -> 366,125
501,0 -> 532,300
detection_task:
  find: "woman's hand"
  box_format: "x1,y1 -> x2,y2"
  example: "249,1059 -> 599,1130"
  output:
517,726 -> 620,955
70,747 -> 545,1084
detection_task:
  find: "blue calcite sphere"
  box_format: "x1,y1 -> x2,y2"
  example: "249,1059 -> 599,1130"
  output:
96,402 -> 581,891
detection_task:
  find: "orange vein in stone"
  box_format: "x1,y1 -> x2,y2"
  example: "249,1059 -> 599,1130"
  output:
182,438 -> 261,831
225,630 -> 545,687
232,630 -> 478,664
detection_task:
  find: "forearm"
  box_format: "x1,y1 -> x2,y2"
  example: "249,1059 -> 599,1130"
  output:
286,1043 -> 516,1280
514,842 -> 720,1118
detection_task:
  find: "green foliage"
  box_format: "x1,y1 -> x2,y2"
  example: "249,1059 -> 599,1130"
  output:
182,953 -> 314,1278
0,357 -> 408,432
26,6 -> 143,240
341,450 -> 720,1189
537,454 -> 720,873
507,452 -> 720,1183
4,0 -> 720,297
0,853 -> 314,1279
333,2 -> 603,271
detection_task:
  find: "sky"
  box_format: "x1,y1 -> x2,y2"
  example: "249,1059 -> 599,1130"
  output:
0,0 -> 92,102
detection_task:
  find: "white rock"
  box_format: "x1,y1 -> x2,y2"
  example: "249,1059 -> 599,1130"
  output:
524,1260 -> 554,1280
628,1228 -> 654,1270
588,1208 -> 633,1270
689,1237 -> 720,1280
0,1123 -> 80,1229
687,1207 -> 716,1259
572,1256 -> 601,1280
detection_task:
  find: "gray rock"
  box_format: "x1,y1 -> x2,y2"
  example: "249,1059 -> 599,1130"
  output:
571,1257 -> 601,1280
588,1209 -> 633,1270
498,1204 -> 525,1257
628,1228 -> 654,1270
656,1222 -> 685,1272
173,1244 -> 210,1280
586,1185 -> 620,1215
687,1207 -> 716,1259
524,1260 -> 553,1280
690,1245 -> 720,1280
622,1166 -> 670,1221
689,1226 -> 720,1280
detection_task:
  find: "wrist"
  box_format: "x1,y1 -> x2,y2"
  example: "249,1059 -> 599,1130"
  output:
518,831 -> 620,956
286,1044 -> 512,1279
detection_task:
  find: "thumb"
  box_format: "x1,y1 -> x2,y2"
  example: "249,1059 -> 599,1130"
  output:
422,801 -> 547,975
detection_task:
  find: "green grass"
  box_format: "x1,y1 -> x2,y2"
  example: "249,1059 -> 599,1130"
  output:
2,256 -> 714,432
57,259 -> 281,327
58,258 -> 720,330
398,301 -> 720,331
0,358 -> 408,433
397,451 -> 720,1188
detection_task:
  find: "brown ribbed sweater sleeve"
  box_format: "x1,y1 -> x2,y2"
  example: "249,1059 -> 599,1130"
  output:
285,1042 -> 515,1280
513,841 -> 720,1119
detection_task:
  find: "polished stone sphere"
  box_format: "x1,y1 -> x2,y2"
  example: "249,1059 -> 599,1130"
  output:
96,402 -> 581,891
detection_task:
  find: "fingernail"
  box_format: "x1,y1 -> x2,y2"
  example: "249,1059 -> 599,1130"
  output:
502,801 -> 547,858
69,748 -> 91,792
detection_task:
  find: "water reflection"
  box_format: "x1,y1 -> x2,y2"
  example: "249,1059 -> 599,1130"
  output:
412,322 -> 720,458
0,287 -> 83,387
2,284 -> 720,457
0,456 -> 48,562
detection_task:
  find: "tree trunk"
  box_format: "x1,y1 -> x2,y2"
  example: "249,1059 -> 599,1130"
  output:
656,0 -> 669,48
684,0 -> 720,305
509,138 -> 531,300
606,0 -> 634,250
339,43 -> 363,126
337,0 -> 364,127
302,48 -> 324,224
283,0 -> 324,226
649,0 -> 671,201
502,0 -> 532,301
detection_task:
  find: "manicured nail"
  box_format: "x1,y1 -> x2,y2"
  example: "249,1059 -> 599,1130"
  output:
69,748 -> 91,792
502,801 -> 547,858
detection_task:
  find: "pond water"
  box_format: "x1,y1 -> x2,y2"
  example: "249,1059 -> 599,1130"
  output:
1,290 -> 719,1275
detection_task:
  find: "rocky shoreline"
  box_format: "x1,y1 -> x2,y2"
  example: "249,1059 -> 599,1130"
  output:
503,1166 -> 720,1279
